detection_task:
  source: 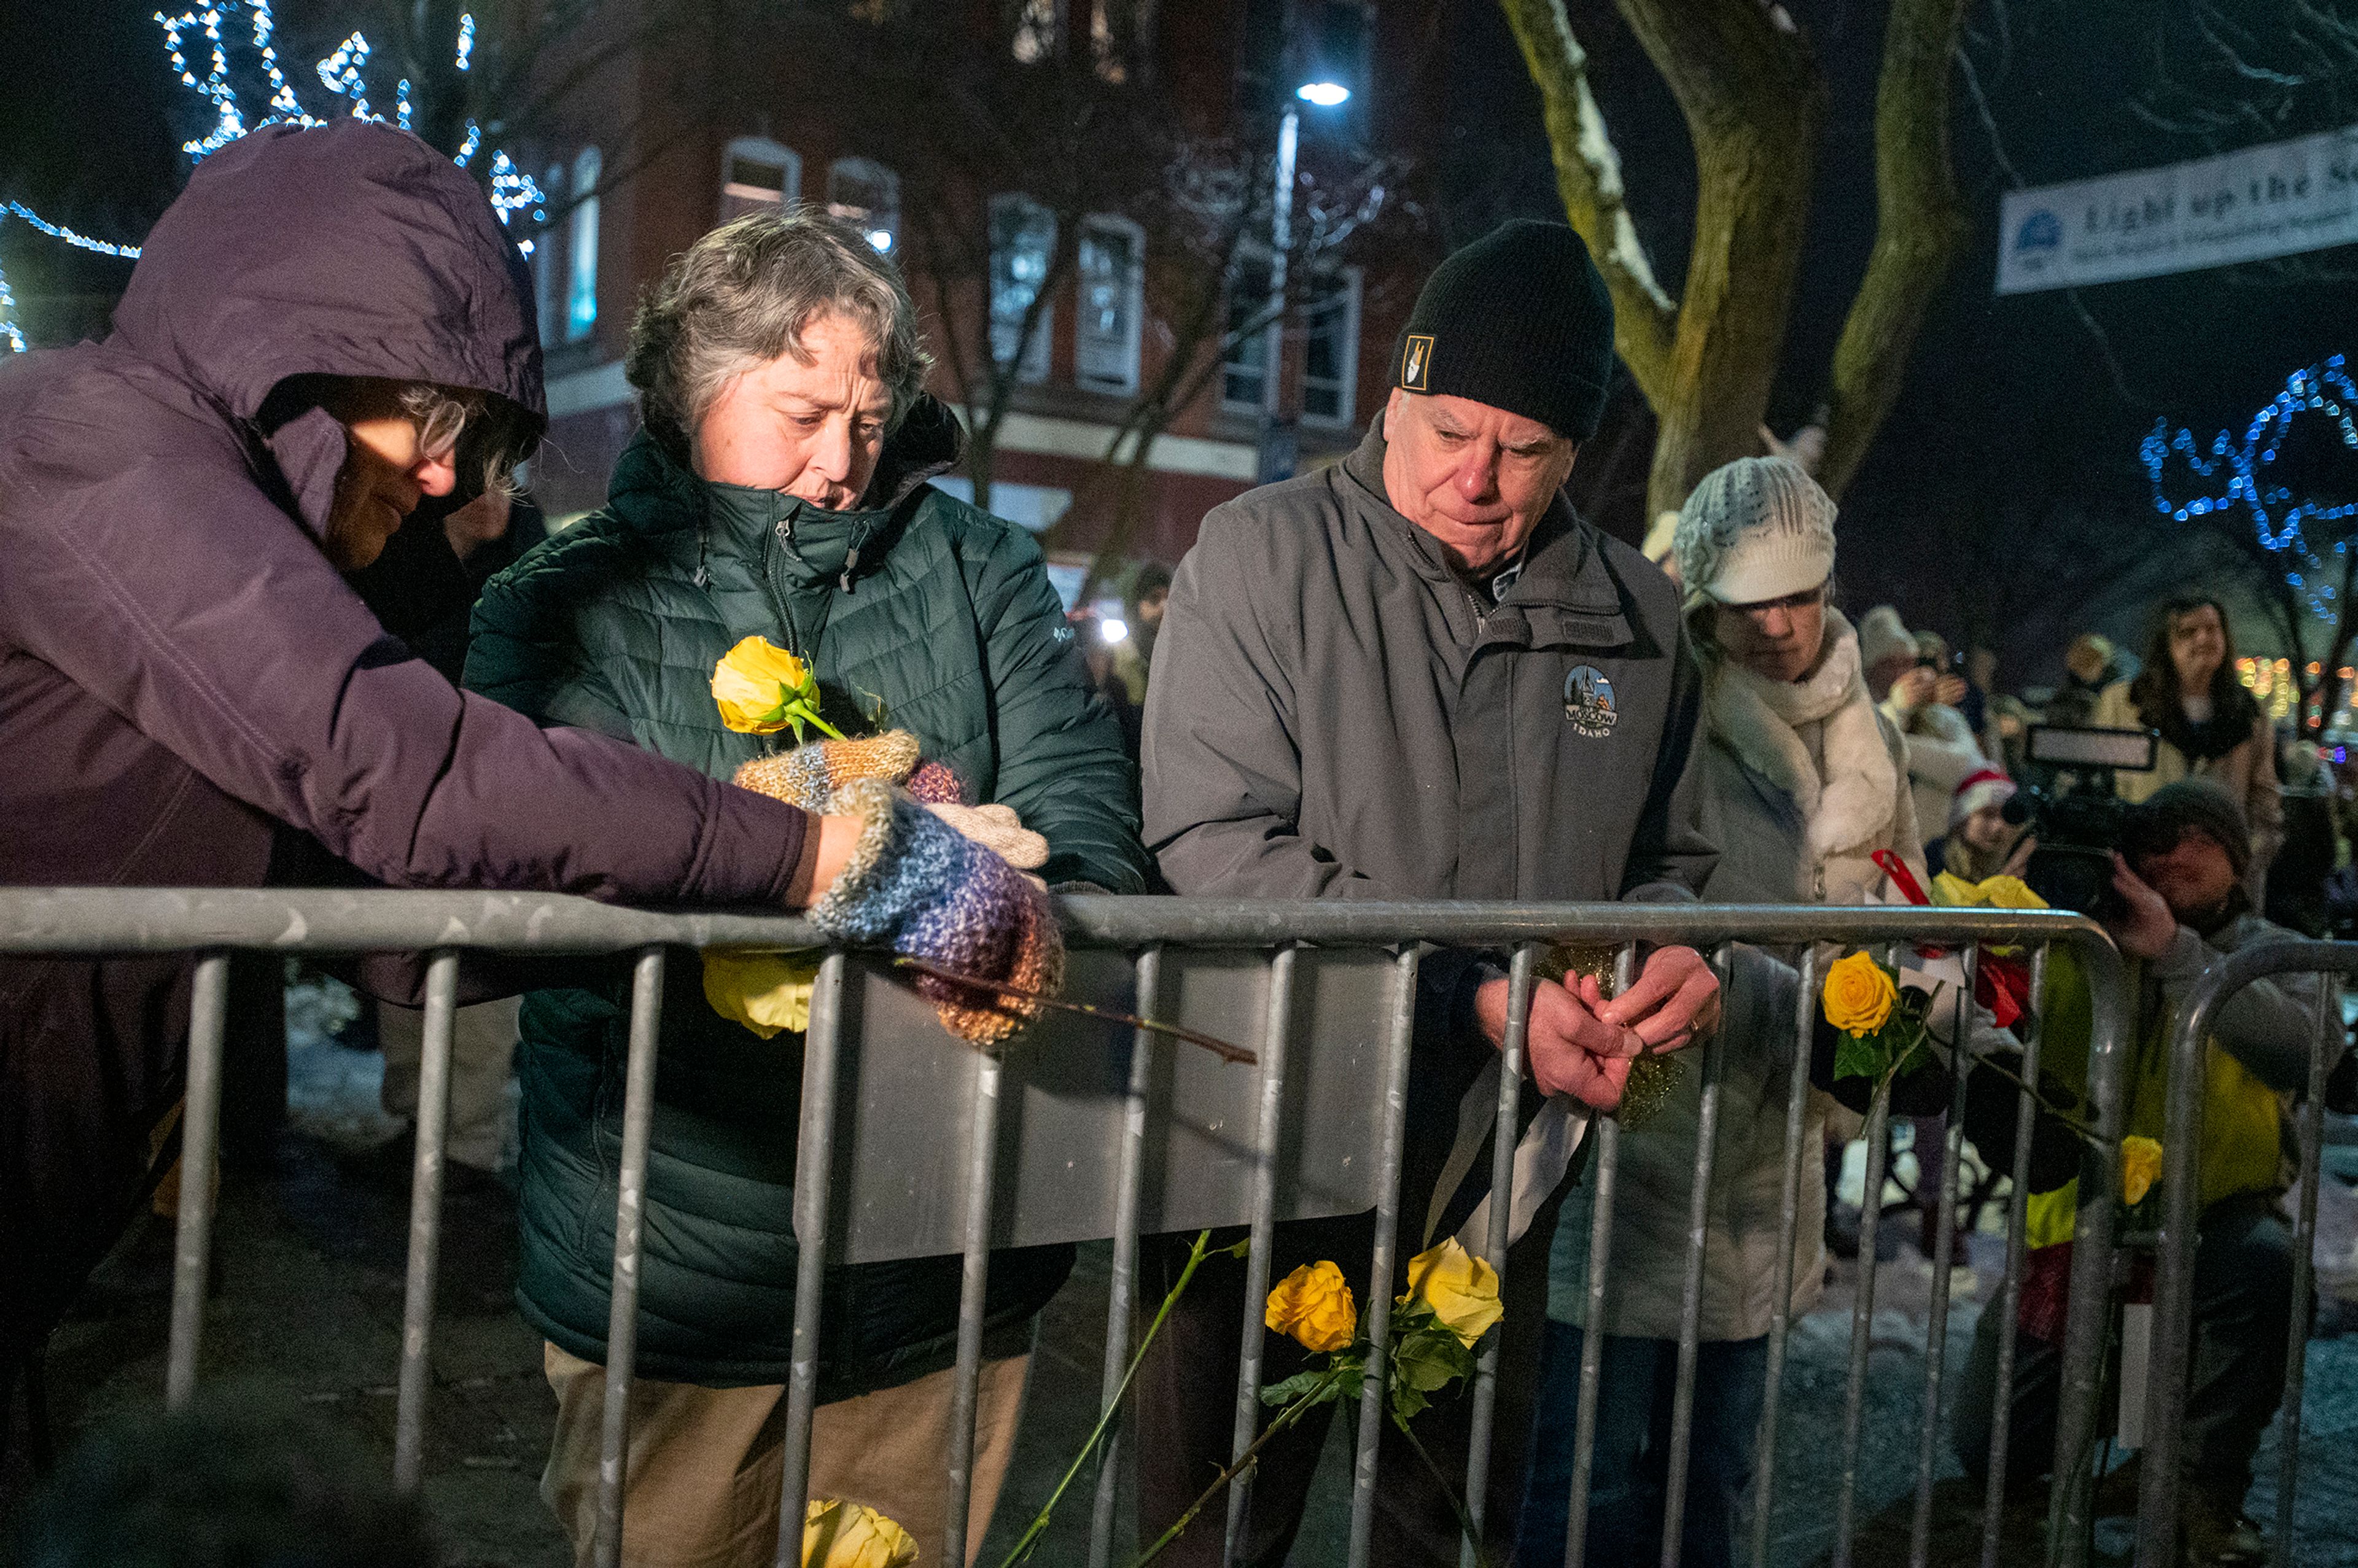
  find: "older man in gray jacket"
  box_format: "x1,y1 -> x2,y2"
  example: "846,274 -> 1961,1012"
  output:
1135,222 -> 1720,1567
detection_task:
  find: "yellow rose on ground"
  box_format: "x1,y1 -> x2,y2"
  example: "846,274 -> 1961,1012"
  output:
1400,1238 -> 1503,1348
1974,874 -> 2047,910
1822,950 -> 1897,1037
2120,1135 -> 2164,1207
1265,1260 -> 1358,1353
712,635 -> 814,734
702,950 -> 822,1038
802,1498 -> 916,1568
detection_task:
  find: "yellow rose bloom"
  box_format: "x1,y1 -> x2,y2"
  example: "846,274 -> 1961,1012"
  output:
802,1499 -> 916,1567
2120,1135 -> 2164,1207
712,635 -> 812,734
702,950 -> 822,1039
1821,950 -> 1897,1037
1974,874 -> 2047,910
1399,1238 -> 1503,1348
1265,1260 -> 1358,1354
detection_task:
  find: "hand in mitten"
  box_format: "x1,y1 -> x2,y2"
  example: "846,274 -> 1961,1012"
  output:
807,778 -> 1064,1044
733,731 -> 922,812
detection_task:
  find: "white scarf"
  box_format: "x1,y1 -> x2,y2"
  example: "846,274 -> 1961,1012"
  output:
1706,611 -> 1898,872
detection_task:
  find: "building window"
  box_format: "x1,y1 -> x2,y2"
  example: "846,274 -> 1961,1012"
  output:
1221,254 -> 1363,427
534,161 -> 563,341
1221,251 -> 1274,415
827,158 -> 900,255
565,146 -> 601,344
1075,214 -> 1143,395
989,193 -> 1056,384
719,136 -> 800,225
1012,0 -> 1062,61
1301,266 -> 1361,427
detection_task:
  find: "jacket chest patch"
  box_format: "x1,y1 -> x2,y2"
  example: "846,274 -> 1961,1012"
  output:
1564,664 -> 1618,737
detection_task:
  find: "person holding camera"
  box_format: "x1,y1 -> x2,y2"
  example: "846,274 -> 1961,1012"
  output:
2095,595 -> 2282,906
1953,779 -> 2335,1563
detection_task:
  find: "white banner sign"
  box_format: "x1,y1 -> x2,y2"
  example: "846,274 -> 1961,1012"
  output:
1996,125 -> 2358,295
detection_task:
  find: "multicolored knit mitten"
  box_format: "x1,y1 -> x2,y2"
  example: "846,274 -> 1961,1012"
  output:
733,731 -> 924,812
808,778 -> 1064,1044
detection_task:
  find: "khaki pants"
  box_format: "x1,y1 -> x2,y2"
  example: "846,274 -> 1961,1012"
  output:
380,998 -> 519,1171
542,1343 -> 1029,1568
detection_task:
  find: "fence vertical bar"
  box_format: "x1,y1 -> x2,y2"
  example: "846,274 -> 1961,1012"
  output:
1749,943 -> 1819,1568
1088,945 -> 1163,1568
1462,942 -> 1539,1566
1222,944 -> 1297,1566
2052,936 -> 2131,1568
2271,976 -> 2336,1564
1980,945 -> 2050,1568
591,947 -> 666,1568
393,951 -> 461,1492
1831,1085 -> 1893,1568
774,952 -> 849,1568
1347,945 -> 1423,1568
1563,942 -> 1638,1568
940,1035 -> 1007,1564
1658,942 -> 1733,1568
1907,943 -> 1979,1567
165,951 -> 231,1411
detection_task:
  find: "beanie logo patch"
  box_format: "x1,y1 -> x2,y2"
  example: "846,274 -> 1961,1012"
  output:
1401,335 -> 1434,392
1564,665 -> 1618,738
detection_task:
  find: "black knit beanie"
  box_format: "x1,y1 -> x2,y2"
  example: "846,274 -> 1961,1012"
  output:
1391,220 -> 1616,441
2128,779 -> 2252,879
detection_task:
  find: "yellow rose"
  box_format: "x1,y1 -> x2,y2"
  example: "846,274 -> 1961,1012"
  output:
1974,874 -> 2047,910
712,635 -> 813,734
2120,1135 -> 2163,1207
702,950 -> 822,1039
1821,950 -> 1897,1037
1399,1238 -> 1503,1348
802,1499 -> 916,1568
1930,871 -> 1985,907
1264,1260 -> 1358,1354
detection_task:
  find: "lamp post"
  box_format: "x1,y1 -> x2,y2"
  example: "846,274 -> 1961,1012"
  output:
1253,76 -> 1351,485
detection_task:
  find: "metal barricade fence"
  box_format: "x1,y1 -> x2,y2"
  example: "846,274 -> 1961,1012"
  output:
2136,939 -> 2358,1568
1,889 -> 2136,1568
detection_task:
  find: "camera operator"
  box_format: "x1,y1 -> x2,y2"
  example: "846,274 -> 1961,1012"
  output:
1955,779 -> 2336,1562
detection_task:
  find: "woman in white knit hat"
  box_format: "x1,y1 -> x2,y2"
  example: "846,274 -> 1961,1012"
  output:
1520,455 -> 1929,1567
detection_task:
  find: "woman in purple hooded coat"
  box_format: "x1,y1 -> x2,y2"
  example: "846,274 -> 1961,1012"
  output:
0,123 -> 1043,1397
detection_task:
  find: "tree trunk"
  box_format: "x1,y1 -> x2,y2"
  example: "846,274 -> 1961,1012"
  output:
1616,0 -> 1823,519
1816,0 -> 1974,500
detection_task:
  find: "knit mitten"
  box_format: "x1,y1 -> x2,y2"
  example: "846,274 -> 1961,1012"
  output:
924,802 -> 1049,872
733,731 -> 922,812
809,778 -> 1064,1044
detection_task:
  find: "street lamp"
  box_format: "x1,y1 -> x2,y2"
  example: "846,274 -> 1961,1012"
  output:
1254,74 -> 1353,483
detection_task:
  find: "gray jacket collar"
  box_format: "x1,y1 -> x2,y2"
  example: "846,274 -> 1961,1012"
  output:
1339,418 -> 1633,650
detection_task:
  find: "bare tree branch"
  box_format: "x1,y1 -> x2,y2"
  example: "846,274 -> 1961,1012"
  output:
1497,0 -> 1676,408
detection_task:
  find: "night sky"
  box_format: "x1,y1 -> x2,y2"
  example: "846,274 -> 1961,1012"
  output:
5,1 -> 2352,686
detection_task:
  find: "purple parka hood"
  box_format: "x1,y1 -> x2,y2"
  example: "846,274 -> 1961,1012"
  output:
110,120 -> 547,534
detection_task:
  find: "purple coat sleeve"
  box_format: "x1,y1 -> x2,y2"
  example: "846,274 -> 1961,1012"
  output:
2,434 -> 807,907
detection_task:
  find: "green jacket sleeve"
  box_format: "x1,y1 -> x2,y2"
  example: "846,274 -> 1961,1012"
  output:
463,542 -> 634,742
968,528 -> 1152,893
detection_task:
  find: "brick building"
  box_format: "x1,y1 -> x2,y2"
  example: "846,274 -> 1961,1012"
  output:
515,0 -> 1438,590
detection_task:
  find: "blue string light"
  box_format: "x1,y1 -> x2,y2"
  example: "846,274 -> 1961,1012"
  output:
5,203 -> 141,258
2147,354 -> 2358,626
0,256 -> 26,353
455,14 -> 475,71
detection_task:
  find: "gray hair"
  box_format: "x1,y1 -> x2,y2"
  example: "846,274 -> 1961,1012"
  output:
394,382 -> 531,502
626,208 -> 931,457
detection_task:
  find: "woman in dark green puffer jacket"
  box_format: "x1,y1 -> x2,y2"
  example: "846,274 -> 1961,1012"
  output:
464,211 -> 1151,1567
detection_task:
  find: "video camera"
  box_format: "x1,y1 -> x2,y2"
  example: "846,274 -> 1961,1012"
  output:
2001,724 -> 2158,917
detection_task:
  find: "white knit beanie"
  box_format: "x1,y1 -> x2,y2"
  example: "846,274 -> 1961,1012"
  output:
1856,605 -> 1917,672
1673,456 -> 1836,605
